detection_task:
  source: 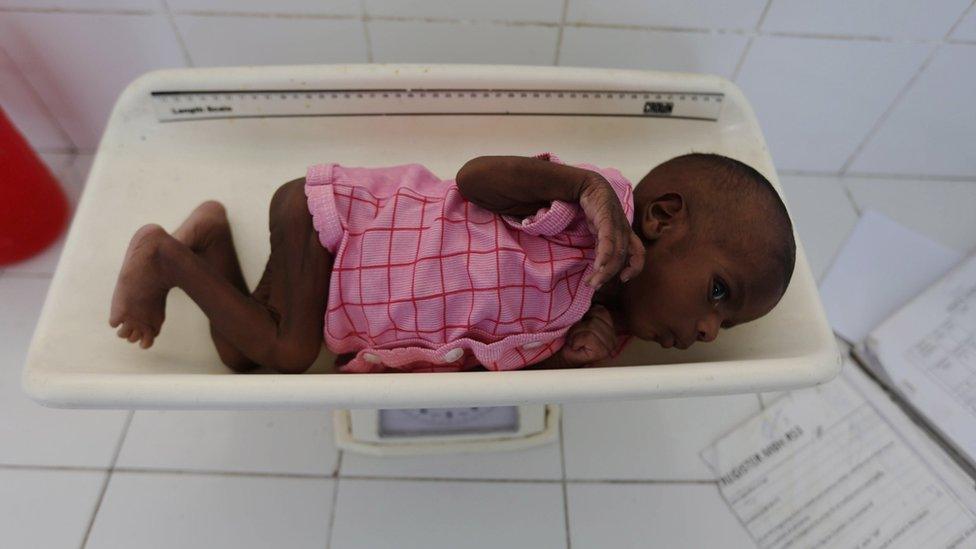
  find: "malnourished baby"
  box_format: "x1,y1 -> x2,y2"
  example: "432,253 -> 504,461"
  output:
109,152 -> 795,374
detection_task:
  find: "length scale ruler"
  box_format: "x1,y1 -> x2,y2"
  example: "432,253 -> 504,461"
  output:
151,88 -> 723,122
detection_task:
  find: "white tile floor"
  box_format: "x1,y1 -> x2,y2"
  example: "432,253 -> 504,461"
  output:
0,155 -> 973,548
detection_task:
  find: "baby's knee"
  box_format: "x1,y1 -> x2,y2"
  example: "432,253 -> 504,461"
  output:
221,354 -> 259,373
268,338 -> 320,374
270,178 -> 307,217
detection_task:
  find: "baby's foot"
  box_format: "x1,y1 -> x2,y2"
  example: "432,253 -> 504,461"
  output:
109,224 -> 172,349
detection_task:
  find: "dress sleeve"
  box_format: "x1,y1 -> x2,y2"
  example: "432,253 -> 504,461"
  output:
499,152 -> 636,236
499,152 -> 582,237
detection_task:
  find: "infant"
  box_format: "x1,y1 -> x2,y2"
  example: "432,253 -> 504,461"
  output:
109,152 -> 795,374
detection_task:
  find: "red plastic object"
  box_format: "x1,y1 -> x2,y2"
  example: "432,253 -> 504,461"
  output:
0,107 -> 70,266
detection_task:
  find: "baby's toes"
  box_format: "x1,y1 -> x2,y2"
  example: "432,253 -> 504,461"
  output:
139,332 -> 154,349
127,327 -> 142,343
117,323 -> 133,340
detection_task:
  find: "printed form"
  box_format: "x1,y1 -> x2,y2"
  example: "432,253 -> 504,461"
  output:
701,365 -> 976,549
867,253 -> 976,465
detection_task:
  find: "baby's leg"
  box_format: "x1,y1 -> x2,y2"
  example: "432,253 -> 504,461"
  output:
110,179 -> 332,374
171,201 -> 258,371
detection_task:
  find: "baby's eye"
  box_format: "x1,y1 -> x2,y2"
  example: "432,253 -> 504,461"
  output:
710,279 -> 729,302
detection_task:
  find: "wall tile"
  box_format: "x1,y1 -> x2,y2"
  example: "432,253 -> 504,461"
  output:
368,20 -> 558,65
116,410 -> 339,475
762,0 -> 971,39
952,6 -> 976,40
0,47 -> 71,151
736,36 -> 931,172
340,438 -> 562,479
559,26 -> 748,77
778,175 -> 860,281
0,277 -> 129,467
88,473 -> 334,549
364,0 -> 564,23
566,0 -> 768,30
175,15 -> 367,66
568,483 -> 755,548
0,12 -> 186,150
844,176 -> 976,254
850,44 -> 976,178
331,479 -> 565,549
562,394 -> 761,480
167,0 -> 359,15
0,469 -> 107,549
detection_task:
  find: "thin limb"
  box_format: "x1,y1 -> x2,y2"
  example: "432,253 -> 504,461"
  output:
109,180 -> 331,373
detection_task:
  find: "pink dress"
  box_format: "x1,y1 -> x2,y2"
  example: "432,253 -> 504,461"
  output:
304,152 -> 634,373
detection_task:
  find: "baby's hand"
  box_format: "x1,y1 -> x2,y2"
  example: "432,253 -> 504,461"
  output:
578,174 -> 644,288
560,304 -> 617,366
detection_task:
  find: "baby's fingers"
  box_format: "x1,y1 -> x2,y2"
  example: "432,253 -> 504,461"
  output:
563,330 -> 613,365
587,229 -> 621,288
619,231 -> 645,282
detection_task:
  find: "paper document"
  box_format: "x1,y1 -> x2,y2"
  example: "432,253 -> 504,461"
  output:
866,253 -> 976,467
701,365 -> 976,549
819,209 -> 962,343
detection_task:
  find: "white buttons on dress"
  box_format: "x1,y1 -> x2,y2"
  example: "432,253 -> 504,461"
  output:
522,341 -> 544,350
363,352 -> 382,364
442,348 -> 464,362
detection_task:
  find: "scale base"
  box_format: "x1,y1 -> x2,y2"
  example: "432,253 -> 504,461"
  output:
334,405 -> 559,456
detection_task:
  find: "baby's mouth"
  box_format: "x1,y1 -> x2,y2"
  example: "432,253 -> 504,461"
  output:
654,330 -> 676,349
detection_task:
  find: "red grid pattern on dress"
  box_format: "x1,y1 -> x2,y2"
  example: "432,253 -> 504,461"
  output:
306,153 -> 635,373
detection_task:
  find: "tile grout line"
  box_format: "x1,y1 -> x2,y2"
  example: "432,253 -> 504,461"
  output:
732,0 -> 773,87
837,42 -> 943,175
0,5 -> 970,44
0,459 -> 717,484
558,409 -> 572,549
169,10 -> 360,21
840,180 -> 863,216
839,1 -> 975,175
359,1 -> 374,63
160,0 -> 194,68
79,409 -> 134,549
570,478 -> 717,485
325,450 -> 343,549
730,36 -> 755,82
0,463 -> 106,473
843,171 -> 976,183
553,0 -> 570,66
0,6 -> 152,15
778,168 -> 976,183
762,30 -> 937,44
948,1 -> 976,39
0,271 -> 60,279
0,42 -> 77,154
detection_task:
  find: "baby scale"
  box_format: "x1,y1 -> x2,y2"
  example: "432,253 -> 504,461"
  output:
21,64 -> 840,455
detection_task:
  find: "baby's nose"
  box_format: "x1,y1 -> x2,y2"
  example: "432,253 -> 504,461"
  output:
696,319 -> 719,343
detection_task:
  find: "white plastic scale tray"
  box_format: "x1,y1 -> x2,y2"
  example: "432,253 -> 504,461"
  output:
23,64 -> 840,410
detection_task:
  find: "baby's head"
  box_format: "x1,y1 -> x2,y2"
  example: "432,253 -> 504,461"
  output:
618,153 -> 795,349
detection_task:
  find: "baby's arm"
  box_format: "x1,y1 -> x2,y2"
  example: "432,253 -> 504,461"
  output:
526,304 -> 618,369
456,155 -> 643,287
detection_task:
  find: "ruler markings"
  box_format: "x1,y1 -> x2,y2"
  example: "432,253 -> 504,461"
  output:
150,88 -> 723,122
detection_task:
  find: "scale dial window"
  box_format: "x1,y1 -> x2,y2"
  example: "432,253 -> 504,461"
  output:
378,406 -> 519,438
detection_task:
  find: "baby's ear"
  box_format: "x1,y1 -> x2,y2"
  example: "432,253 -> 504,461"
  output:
639,193 -> 684,240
